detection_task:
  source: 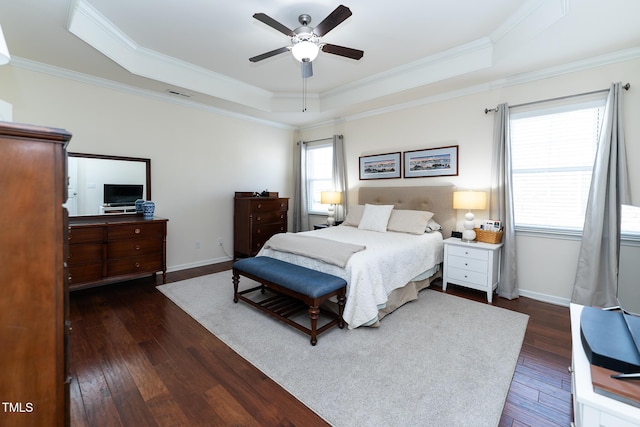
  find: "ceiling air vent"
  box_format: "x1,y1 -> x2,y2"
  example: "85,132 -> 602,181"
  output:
165,89 -> 191,98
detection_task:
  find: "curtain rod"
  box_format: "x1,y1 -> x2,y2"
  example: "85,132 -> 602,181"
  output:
484,82 -> 631,114
300,137 -> 335,144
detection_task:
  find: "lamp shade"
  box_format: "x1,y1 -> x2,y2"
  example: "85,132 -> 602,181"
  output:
453,191 -> 487,210
320,191 -> 342,205
0,24 -> 11,65
291,40 -> 319,62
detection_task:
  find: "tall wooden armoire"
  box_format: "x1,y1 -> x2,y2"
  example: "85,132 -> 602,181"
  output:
0,121 -> 72,426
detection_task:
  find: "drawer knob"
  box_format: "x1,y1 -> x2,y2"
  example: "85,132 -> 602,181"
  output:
135,245 -> 141,250
134,228 -> 141,234
256,216 -> 261,221
135,262 -> 141,268
257,204 -> 262,209
256,229 -> 262,234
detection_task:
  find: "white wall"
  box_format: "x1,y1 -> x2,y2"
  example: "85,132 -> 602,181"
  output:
299,58 -> 640,306
0,66 -> 295,271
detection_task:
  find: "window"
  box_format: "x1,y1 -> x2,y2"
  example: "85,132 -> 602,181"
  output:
306,143 -> 334,213
510,98 -> 606,232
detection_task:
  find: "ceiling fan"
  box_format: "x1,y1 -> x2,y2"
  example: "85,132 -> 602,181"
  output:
249,5 -> 364,78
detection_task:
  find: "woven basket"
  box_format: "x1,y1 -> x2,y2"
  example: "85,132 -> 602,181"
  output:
474,228 -> 503,244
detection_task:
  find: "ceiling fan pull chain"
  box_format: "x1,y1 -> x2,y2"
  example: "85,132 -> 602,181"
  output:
302,72 -> 307,112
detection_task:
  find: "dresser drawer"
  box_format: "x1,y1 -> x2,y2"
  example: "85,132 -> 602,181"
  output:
68,226 -> 103,244
107,255 -> 163,276
68,242 -> 103,266
249,199 -> 288,212
252,223 -> 286,239
107,238 -> 163,259
69,264 -> 103,284
447,267 -> 488,286
447,254 -> 488,274
251,210 -> 287,224
447,245 -> 488,261
107,222 -> 165,241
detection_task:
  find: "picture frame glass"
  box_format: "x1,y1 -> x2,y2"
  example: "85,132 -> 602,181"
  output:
403,145 -> 458,178
359,152 -> 401,180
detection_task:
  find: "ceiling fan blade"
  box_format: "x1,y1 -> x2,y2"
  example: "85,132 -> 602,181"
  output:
321,44 -> 364,60
249,46 -> 289,62
253,13 -> 295,36
313,5 -> 352,37
301,60 -> 313,78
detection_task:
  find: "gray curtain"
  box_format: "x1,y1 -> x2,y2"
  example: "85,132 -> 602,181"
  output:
332,135 -> 348,222
572,82 -> 631,307
293,141 -> 309,232
490,103 -> 518,299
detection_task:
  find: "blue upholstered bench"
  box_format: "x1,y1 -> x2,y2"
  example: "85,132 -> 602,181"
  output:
232,256 -> 346,345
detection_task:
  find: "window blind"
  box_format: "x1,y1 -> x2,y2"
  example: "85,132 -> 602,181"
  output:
510,99 -> 606,231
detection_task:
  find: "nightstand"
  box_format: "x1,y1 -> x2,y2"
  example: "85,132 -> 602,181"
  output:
442,237 -> 503,303
313,221 -> 342,230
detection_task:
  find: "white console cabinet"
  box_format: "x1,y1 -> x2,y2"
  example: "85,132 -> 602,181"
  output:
570,303 -> 640,426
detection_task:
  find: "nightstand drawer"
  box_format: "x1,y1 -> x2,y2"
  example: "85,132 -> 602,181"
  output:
448,267 -> 488,286
447,245 -> 489,261
447,254 -> 488,274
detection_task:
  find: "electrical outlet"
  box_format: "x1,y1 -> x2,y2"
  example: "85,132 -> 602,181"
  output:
195,241 -> 201,249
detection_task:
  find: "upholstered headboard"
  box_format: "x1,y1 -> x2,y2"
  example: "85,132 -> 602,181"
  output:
358,186 -> 455,238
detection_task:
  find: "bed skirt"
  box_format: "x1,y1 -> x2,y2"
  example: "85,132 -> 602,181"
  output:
324,266 -> 442,328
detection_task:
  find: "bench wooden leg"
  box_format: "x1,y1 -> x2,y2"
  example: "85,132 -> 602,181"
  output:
308,305 -> 320,346
232,271 -> 239,303
337,292 -> 346,329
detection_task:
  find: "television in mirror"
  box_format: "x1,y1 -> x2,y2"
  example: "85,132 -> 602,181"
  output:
103,184 -> 144,206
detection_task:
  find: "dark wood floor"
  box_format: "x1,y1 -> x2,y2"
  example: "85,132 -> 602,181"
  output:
69,263 -> 574,426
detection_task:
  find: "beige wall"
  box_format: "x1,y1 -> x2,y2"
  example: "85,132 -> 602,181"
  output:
2,57 -> 638,305
299,58 -> 640,305
0,66 -> 295,271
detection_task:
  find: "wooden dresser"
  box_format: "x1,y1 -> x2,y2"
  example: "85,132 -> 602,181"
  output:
68,215 -> 168,291
234,192 -> 288,259
0,121 -> 72,426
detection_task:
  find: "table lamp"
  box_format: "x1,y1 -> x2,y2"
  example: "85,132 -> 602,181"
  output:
320,191 -> 342,226
453,190 -> 487,242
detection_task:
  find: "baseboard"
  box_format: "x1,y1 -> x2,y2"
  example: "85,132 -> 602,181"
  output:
167,256 -> 232,273
518,288 -> 570,307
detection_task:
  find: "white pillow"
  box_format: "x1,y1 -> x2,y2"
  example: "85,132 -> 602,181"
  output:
358,204 -> 394,232
425,218 -> 443,232
342,205 -> 365,227
387,210 -> 434,235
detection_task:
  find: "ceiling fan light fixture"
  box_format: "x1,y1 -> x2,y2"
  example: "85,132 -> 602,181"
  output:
291,40 -> 319,62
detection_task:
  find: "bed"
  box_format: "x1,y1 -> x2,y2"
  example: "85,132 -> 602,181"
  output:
256,185 -> 455,329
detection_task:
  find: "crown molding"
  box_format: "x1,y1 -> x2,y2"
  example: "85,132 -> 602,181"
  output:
9,57 -> 293,130
302,47 -> 640,131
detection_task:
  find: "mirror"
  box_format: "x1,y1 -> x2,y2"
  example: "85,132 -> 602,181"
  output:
67,152 -> 151,216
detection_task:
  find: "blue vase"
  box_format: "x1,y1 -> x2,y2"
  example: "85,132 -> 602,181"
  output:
135,199 -> 145,214
142,201 -> 155,219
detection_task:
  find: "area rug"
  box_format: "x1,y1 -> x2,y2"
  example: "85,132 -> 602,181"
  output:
157,270 -> 528,427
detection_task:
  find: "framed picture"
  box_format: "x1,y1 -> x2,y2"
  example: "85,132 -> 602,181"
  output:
403,145 -> 459,178
359,152 -> 401,180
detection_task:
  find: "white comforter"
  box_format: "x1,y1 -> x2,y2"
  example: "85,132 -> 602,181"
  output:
257,225 -> 444,329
